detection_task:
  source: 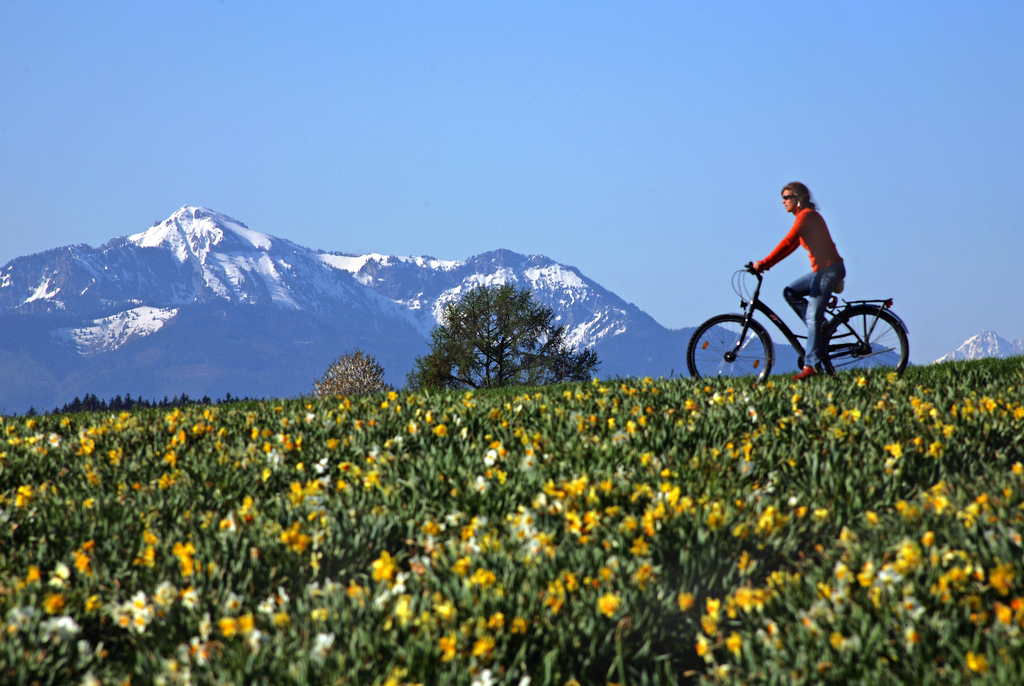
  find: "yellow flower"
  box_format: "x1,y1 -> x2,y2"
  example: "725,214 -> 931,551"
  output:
15,485 -> 33,508
511,616 -> 528,634
43,593 -> 66,614
439,633 -> 457,661
829,631 -> 844,650
857,560 -> 876,588
966,651 -> 988,674
433,424 -> 448,437
633,563 -> 654,590
705,503 -> 726,531
989,563 -> 1015,596
678,592 -> 695,612
372,551 -> 397,583
726,631 -> 742,657
218,617 -> 238,638
469,568 -> 497,588
597,593 -> 621,618
74,549 -> 93,577
695,633 -> 711,659
894,539 -> 923,575
393,595 -> 413,626
472,634 -> 494,657
238,613 -> 255,635
451,557 -> 471,577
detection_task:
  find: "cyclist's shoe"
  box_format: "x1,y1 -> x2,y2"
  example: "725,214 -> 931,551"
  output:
793,366 -> 818,381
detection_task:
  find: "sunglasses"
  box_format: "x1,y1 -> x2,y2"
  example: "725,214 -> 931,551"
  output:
782,194 -> 797,201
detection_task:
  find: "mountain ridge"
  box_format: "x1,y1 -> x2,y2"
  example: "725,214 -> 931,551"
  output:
0,205 -> 706,413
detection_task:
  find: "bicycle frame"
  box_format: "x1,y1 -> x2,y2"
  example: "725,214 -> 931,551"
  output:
734,271 -> 807,365
735,269 -> 905,368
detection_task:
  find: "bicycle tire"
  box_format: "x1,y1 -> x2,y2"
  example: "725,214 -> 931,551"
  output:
821,305 -> 909,375
687,314 -> 774,381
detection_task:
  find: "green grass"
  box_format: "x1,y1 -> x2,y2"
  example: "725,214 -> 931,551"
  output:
1,358 -> 1023,685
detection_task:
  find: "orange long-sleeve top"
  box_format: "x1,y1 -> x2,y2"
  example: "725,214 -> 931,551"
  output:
760,207 -> 842,272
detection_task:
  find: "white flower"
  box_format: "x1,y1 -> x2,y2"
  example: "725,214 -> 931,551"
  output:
42,615 -> 81,641
483,449 -> 498,467
473,476 -> 488,494
472,669 -> 496,686
223,591 -> 243,614
80,672 -> 101,686
49,562 -> 71,588
154,581 -> 177,608
311,632 -> 335,664
265,449 -> 284,469
199,612 -> 212,641
130,591 -> 149,613
247,628 -> 265,655
6,606 -> 36,631
391,572 -> 409,595
180,587 -> 200,611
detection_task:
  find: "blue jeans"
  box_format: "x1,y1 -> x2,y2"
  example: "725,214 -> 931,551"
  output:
784,262 -> 846,369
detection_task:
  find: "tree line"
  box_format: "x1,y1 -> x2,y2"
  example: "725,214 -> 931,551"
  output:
19,392 -> 248,417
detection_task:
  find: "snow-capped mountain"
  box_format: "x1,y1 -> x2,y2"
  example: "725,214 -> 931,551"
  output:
0,206 -> 695,413
934,330 -> 1024,364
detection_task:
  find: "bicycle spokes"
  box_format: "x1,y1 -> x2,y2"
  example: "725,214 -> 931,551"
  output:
825,308 -> 908,372
688,314 -> 773,380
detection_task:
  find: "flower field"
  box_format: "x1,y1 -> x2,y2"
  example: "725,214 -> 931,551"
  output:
2,358 -> 1024,685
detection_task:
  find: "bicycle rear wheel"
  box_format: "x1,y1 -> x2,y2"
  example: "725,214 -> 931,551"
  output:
687,314 -> 774,381
821,306 -> 909,374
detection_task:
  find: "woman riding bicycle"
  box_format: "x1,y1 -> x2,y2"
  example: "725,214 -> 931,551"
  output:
752,182 -> 845,381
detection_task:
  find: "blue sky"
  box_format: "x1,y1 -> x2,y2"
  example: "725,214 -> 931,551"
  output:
2,1 -> 1022,364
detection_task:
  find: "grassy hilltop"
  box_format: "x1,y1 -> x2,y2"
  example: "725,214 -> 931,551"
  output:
2,358 -> 1023,685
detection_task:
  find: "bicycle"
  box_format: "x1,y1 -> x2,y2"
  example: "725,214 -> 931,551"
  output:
686,264 -> 909,381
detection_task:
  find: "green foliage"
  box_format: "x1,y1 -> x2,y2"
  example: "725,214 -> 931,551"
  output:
0,358 -> 1022,684
406,283 -> 600,389
312,349 -> 386,398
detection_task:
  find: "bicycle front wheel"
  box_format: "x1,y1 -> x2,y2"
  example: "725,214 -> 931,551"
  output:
821,306 -> 909,374
687,314 -> 774,381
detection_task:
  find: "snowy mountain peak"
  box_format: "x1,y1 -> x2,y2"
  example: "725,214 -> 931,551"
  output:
128,206 -> 272,263
934,330 -> 1024,363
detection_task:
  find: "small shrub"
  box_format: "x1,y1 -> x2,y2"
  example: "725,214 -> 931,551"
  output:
312,349 -> 385,398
